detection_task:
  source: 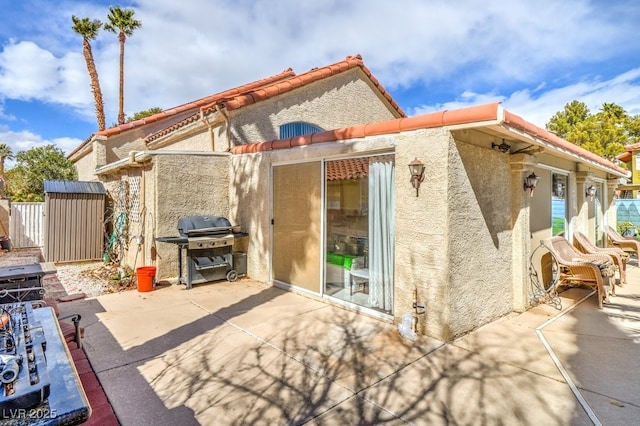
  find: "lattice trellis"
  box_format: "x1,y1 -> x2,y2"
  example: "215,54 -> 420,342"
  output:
129,176 -> 141,223
104,178 -> 130,264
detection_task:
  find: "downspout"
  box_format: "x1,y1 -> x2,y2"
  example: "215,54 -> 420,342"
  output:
200,109 -> 216,151
214,104 -> 232,152
128,151 -> 141,165
140,162 -> 146,267
124,151 -> 146,272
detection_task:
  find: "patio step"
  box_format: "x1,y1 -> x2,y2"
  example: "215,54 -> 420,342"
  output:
68,341 -> 120,425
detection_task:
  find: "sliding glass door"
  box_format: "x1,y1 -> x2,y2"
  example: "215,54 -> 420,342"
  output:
273,162 -> 321,291
324,155 -> 394,315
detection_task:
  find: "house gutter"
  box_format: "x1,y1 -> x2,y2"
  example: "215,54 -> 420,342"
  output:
230,103 -> 626,179
95,150 -> 231,176
509,129 -> 626,177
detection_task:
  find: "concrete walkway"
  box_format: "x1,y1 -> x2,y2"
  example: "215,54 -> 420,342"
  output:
56,267 -> 640,425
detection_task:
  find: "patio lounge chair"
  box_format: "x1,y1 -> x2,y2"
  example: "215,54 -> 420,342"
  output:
541,236 -> 615,308
605,225 -> 640,260
573,231 -> 628,290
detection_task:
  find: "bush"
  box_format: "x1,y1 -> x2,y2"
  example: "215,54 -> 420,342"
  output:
618,221 -> 637,236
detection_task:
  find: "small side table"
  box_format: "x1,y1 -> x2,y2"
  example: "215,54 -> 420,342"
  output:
349,268 -> 369,295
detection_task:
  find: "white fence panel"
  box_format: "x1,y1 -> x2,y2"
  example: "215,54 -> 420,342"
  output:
10,202 -> 45,248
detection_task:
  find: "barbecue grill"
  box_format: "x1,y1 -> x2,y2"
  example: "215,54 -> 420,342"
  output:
156,215 -> 247,289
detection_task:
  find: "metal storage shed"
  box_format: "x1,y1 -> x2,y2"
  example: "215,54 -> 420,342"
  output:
44,180 -> 106,263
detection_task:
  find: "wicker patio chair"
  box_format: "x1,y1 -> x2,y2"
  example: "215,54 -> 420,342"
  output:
605,225 -> 640,260
573,231 -> 628,291
541,236 -> 615,308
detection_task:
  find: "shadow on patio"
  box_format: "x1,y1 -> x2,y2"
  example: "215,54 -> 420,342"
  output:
56,278 -> 602,425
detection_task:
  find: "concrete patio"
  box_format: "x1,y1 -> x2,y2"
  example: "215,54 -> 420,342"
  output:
54,265 -> 640,425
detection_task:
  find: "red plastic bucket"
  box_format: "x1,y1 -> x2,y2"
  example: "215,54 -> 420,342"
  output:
136,266 -> 156,292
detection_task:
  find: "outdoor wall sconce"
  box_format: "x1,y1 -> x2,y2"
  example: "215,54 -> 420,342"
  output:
523,172 -> 540,197
586,185 -> 596,201
408,157 -> 426,197
492,140 -> 511,153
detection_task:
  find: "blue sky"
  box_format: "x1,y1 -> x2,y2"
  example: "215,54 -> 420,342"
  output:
1,0 -> 639,165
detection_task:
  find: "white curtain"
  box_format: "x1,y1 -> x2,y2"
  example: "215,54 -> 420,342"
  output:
368,156 -> 394,312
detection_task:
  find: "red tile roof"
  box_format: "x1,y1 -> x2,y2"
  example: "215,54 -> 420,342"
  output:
618,151 -> 632,162
68,54 -> 405,159
231,102 -> 628,177
326,157 -> 369,180
143,54 -> 405,143
617,141 -> 640,162
68,68 -> 296,158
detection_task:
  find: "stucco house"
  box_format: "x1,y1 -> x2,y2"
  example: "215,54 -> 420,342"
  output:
228,102 -> 628,340
69,55 -> 629,341
67,54 -> 404,278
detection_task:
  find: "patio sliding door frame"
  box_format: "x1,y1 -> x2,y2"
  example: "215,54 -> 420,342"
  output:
270,159 -> 325,298
320,150 -> 396,321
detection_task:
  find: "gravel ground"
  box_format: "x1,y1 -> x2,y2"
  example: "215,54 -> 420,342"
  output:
54,261 -> 136,298
0,248 -> 137,300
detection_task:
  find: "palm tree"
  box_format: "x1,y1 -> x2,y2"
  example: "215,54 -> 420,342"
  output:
104,7 -> 142,126
72,16 -> 106,131
0,143 -> 13,198
0,144 -> 13,178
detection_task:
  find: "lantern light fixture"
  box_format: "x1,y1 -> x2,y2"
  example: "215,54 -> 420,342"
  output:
408,158 -> 426,197
523,172 -> 540,197
491,140 -> 511,153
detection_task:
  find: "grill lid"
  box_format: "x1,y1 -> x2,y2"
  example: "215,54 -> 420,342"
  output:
177,215 -> 233,237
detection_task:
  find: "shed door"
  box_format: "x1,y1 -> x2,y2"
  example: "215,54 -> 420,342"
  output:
272,162 -> 321,292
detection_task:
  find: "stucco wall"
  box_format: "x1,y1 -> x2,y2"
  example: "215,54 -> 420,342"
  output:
152,154 -> 231,279
157,130 -> 213,152
102,110 -> 198,164
228,152 -> 273,281
231,128 -> 521,340
446,139 -> 513,335
393,129 -> 452,339
227,69 -> 399,147
74,150 -> 96,182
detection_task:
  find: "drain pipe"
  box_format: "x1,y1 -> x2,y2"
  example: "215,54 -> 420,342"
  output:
214,104 -> 232,152
535,290 -> 602,426
412,288 -> 425,332
200,109 -> 216,151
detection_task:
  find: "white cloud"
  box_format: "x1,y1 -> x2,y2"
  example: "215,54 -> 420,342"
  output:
0,125 -> 83,168
0,104 -> 15,121
410,68 -> 640,128
51,136 -> 85,154
0,40 -> 92,105
0,0 -> 639,143
94,0 -> 633,122
0,126 -> 42,167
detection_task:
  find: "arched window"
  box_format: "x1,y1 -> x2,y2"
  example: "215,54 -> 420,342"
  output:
279,122 -> 324,139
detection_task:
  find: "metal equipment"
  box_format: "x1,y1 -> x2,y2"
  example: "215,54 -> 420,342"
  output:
0,302 -> 50,410
0,265 -> 46,304
155,215 -> 247,289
